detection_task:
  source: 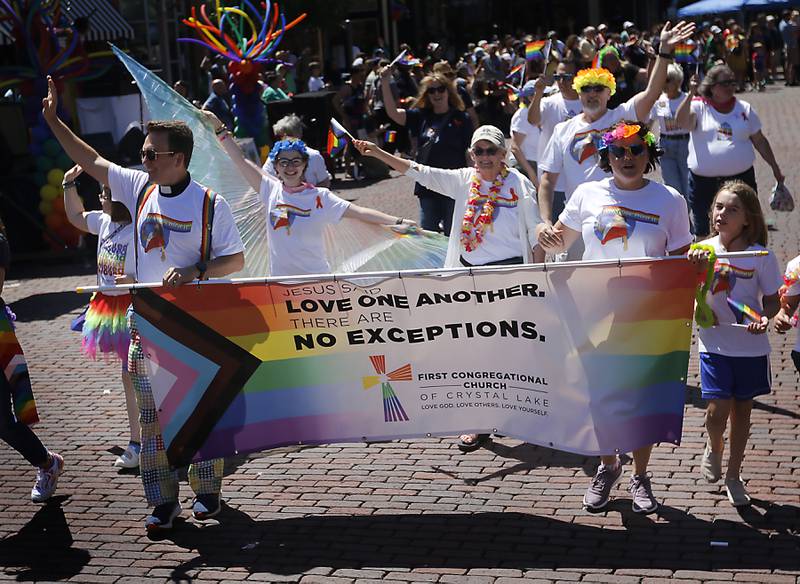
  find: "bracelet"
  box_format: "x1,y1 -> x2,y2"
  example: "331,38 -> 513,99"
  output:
658,51 -> 674,60
62,181 -> 76,189
395,217 -> 404,225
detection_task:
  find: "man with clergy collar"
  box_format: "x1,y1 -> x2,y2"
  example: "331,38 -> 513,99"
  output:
42,76 -> 245,533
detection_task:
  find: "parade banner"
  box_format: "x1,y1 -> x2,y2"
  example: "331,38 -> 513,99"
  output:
132,259 -> 696,467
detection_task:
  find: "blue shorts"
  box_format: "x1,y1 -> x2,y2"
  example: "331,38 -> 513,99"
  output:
700,352 -> 771,401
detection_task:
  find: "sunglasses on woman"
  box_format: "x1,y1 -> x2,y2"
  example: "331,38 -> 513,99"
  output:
276,158 -> 306,168
580,84 -> 607,93
472,146 -> 498,156
715,80 -> 737,87
427,85 -> 447,94
608,144 -> 646,158
553,74 -> 574,81
140,149 -> 175,161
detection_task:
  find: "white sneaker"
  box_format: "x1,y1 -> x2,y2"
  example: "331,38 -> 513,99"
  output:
114,445 -> 140,469
31,452 -> 64,503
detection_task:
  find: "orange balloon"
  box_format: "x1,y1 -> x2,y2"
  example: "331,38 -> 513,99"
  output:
45,213 -> 65,231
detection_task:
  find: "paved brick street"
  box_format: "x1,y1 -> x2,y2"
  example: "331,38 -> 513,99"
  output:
1,86 -> 799,584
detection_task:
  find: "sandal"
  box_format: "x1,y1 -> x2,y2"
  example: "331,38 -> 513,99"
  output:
457,433 -> 491,453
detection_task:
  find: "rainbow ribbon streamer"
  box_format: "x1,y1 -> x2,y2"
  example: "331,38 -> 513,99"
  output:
726,297 -> 763,324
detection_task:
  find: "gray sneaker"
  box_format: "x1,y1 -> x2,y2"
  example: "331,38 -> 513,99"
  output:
583,462 -> 623,510
701,444 -> 722,483
725,478 -> 751,507
629,474 -> 659,514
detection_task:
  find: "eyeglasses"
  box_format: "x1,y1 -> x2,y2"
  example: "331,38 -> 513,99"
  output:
427,85 -> 447,94
553,74 -> 574,81
580,84 -> 607,93
608,143 -> 647,158
140,149 -> 175,161
276,158 -> 306,168
715,80 -> 737,87
472,146 -> 499,156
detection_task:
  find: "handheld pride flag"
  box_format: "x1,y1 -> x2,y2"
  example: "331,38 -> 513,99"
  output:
526,40 -> 551,62
675,43 -> 694,64
327,118 -> 353,157
726,297 -> 763,324
384,130 -> 397,144
506,62 -> 525,79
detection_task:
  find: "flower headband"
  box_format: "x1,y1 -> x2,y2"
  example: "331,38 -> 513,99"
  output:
573,67 -> 616,96
600,123 -> 656,150
269,138 -> 309,161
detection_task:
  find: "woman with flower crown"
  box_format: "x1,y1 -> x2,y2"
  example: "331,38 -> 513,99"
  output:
353,125 -> 543,451
538,120 -> 693,515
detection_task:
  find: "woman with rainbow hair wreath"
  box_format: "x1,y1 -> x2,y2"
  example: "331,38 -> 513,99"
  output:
206,113 -> 417,277
538,120 -> 693,514
538,21 -> 695,260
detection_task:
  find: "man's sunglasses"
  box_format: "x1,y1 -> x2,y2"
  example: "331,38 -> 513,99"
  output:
473,146 -> 499,156
276,158 -> 306,168
580,84 -> 607,93
140,149 -> 175,161
715,80 -> 737,87
553,74 -> 574,81
427,85 -> 448,94
608,143 -> 647,158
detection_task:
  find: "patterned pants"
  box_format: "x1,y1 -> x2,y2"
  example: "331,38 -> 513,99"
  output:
127,308 -> 223,506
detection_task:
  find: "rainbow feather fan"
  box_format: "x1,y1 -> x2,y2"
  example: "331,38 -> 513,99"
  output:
112,46 -> 448,277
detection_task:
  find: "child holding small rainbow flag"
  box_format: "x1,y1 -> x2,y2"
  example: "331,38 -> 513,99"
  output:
688,181 -> 781,507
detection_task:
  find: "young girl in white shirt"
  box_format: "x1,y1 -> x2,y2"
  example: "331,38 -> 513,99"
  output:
688,180 -> 781,507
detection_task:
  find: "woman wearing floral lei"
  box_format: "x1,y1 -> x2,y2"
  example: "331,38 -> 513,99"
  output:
354,125 -> 543,452
539,120 -> 694,514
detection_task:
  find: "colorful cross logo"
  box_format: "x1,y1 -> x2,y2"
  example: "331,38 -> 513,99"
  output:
362,355 -> 412,422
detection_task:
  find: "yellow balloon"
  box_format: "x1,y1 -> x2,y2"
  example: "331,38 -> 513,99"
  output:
40,184 -> 59,201
47,168 -> 65,187
38,199 -> 53,215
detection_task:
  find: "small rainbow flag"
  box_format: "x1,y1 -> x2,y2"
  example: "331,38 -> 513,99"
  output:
526,40 -> 549,61
506,62 -> 525,79
327,118 -> 351,157
384,130 -> 397,144
397,53 -> 422,67
726,297 -> 763,324
675,43 -> 694,64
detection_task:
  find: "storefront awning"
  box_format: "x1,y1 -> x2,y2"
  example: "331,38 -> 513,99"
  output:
0,0 -> 134,46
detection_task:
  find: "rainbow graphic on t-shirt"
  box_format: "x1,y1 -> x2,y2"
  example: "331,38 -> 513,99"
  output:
270,204 -> 312,235
570,128 -> 607,164
594,205 -> 660,250
716,122 -> 733,141
140,214 -> 192,255
710,261 -> 754,295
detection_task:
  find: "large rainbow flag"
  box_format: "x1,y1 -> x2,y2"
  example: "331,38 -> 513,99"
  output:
133,259 -> 695,467
0,305 -> 38,425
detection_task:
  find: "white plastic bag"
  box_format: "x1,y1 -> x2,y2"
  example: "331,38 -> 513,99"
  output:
770,182 -> 794,212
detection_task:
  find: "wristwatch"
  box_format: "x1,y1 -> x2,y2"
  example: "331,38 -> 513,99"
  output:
195,260 -> 207,280
658,51 -> 674,60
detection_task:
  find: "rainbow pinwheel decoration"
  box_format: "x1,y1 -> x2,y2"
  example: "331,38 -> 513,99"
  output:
362,355 -> 411,422
179,1 -> 307,147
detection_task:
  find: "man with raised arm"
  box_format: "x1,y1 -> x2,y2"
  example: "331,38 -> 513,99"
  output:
537,21 -> 695,258
42,76 -> 245,534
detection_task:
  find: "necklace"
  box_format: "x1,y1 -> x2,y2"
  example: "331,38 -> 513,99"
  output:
460,165 -> 510,252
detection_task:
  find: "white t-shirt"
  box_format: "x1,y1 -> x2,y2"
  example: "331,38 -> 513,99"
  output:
263,146 -> 332,186
697,236 -> 782,357
510,105 -> 540,162
108,165 -> 245,284
404,163 -> 541,268
560,177 -> 693,260
258,177 -> 350,276
539,98 -> 637,200
537,93 -> 583,192
784,255 -> 800,352
688,98 -> 761,177
308,76 -> 325,92
85,211 -> 134,296
650,92 -> 687,136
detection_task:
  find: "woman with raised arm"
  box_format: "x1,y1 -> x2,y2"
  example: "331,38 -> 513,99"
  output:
354,125 -> 543,453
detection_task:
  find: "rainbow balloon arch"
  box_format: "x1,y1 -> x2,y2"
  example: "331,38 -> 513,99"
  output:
0,0 -> 118,249
179,1 -> 307,149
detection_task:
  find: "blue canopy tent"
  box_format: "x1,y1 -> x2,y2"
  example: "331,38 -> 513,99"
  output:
678,0 -> 799,16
